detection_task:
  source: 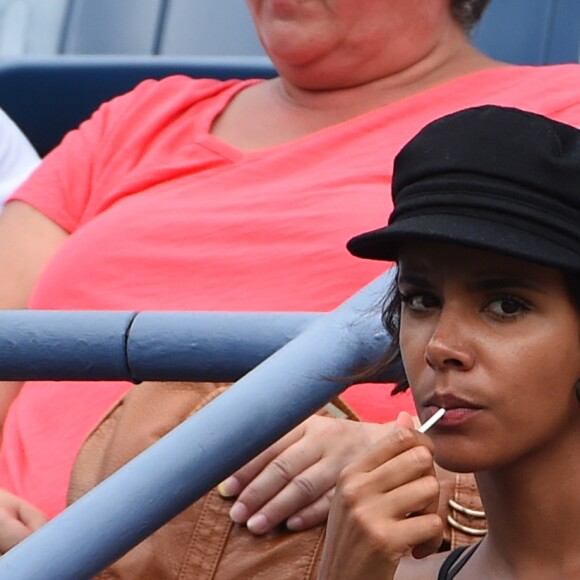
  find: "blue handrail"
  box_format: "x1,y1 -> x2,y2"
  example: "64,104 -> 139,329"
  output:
0,271 -> 396,579
0,310 -> 319,381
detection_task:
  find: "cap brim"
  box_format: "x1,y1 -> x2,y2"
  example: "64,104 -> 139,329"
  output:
347,213 -> 580,272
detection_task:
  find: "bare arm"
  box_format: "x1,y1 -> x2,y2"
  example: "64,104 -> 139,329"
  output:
0,201 -> 68,544
0,200 -> 68,435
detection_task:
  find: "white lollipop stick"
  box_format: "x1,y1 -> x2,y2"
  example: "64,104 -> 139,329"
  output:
418,408 -> 446,433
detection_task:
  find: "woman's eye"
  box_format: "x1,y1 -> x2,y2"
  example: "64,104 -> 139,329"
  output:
401,292 -> 439,312
485,296 -> 530,318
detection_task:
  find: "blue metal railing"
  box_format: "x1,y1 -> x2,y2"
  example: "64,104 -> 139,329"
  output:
0,310 -> 319,382
0,271 -> 396,579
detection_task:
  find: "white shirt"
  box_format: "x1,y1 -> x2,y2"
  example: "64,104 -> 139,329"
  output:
0,108 -> 40,207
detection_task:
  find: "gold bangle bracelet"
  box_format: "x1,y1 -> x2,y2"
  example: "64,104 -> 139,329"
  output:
448,498 -> 486,518
447,514 -> 488,536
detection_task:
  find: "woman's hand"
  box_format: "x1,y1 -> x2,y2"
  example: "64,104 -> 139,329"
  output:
218,414 -> 392,534
318,413 -> 443,580
0,489 -> 47,554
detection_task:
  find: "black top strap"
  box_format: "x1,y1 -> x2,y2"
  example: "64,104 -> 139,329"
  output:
437,543 -> 481,580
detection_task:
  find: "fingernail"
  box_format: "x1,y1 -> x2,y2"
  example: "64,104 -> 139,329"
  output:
229,502 -> 250,524
247,514 -> 269,535
217,476 -> 242,498
286,516 -> 304,531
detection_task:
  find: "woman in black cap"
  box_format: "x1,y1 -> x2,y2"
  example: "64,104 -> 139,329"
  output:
319,105 -> 580,579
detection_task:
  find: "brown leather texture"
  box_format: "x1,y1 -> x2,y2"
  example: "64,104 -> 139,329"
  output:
67,381 -> 329,579
449,473 -> 487,549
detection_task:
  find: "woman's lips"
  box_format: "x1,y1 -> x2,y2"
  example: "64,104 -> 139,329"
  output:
423,395 -> 483,427
428,406 -> 482,427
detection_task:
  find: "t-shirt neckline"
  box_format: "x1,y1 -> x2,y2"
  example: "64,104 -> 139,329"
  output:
200,64 -> 522,162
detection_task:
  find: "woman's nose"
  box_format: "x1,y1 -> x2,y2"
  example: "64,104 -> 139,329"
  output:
424,312 -> 475,371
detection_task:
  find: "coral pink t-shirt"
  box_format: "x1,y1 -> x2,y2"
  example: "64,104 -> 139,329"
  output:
4,65 -> 580,517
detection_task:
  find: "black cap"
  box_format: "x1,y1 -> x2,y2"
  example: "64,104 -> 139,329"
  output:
347,105 -> 580,272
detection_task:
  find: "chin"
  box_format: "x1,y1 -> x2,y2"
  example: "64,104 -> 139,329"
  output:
433,442 -> 496,474
436,457 -> 486,474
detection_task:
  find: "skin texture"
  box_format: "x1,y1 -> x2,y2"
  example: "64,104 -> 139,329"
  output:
0,1 -> 501,546
318,242 -> 580,579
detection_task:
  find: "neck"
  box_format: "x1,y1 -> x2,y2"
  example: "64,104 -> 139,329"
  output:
475,429 -> 580,578
274,31 -> 503,120
212,28 -> 505,151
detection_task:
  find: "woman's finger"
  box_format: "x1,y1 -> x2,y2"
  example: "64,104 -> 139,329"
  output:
286,486 -> 336,531
343,426 -> 433,476
243,458 -> 340,533
219,424 -> 306,499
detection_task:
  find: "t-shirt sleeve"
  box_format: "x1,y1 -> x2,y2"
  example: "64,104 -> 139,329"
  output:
7,76 -> 223,232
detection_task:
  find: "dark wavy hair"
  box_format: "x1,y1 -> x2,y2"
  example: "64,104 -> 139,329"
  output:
375,265 -> 580,395
451,0 -> 491,31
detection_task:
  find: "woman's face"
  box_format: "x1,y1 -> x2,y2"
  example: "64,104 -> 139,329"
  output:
398,241 -> 580,473
245,0 -> 458,89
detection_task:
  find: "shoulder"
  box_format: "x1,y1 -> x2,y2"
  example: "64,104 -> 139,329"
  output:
486,63 -> 580,83
523,64 -> 580,126
479,64 -> 580,125
469,62 -> 580,90
63,76 -> 263,160
508,63 -> 580,93
82,75 -> 264,141
104,76 -> 262,113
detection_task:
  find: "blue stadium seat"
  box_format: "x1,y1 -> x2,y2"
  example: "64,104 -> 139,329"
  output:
0,0 -> 69,55
471,0 -> 580,65
158,0 -> 266,57
29,0 -> 266,57
60,0 -> 164,55
0,0 -> 266,57
0,0 -> 577,64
